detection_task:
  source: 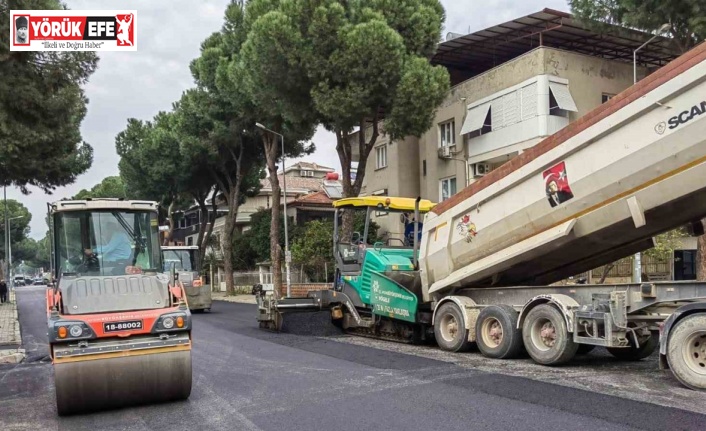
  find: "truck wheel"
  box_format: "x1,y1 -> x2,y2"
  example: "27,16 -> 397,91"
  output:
434,302 -> 471,352
476,305 -> 523,359
607,332 -> 657,361
667,313 -> 706,390
522,304 -> 577,365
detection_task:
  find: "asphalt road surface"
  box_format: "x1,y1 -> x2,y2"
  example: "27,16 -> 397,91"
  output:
2,286 -> 706,431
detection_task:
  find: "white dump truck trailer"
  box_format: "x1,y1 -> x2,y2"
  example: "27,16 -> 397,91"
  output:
258,41 -> 706,391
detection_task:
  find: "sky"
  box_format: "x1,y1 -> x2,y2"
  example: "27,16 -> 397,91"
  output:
9,0 -> 571,239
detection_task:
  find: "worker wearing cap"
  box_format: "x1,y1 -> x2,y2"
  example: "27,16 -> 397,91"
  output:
15,16 -> 28,44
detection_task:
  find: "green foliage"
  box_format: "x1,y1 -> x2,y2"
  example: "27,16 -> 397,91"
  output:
570,0 -> 706,53
0,0 -> 96,192
0,199 -> 47,273
72,176 -> 128,200
231,0 -> 317,294
291,211 -> 378,269
291,220 -> 335,281
0,199 -> 31,261
237,8 -> 317,154
644,227 -> 690,260
230,209 -> 283,266
248,209 -> 279,262
231,231 -> 259,271
115,113 -> 188,205
33,234 -> 51,270
239,0 -> 449,205
12,237 -> 38,265
173,88 -> 264,206
355,212 -> 380,244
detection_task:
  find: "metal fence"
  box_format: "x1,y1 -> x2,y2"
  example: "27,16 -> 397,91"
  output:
590,255 -> 671,279
216,270 -> 311,287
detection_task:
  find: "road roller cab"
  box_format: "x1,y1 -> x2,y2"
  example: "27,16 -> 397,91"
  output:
46,199 -> 193,416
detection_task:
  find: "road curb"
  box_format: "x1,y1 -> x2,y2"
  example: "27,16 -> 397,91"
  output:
212,294 -> 257,305
0,290 -> 25,364
0,348 -> 26,364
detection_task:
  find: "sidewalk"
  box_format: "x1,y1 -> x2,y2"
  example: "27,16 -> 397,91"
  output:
0,290 -> 25,364
211,292 -> 257,304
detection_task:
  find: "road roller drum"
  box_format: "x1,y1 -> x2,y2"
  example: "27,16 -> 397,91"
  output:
54,346 -> 192,415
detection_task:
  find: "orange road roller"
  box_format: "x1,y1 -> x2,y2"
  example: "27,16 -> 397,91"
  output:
46,199 -> 192,415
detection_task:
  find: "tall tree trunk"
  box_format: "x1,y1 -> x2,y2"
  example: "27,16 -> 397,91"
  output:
163,200 -> 175,245
194,191 -> 208,264
337,131 -> 356,241
335,115 -> 379,241
223,204 -> 236,295
598,263 -> 615,284
264,135 -> 283,295
223,183 -> 243,295
204,188 -> 220,266
195,187 -> 219,269
212,144 -> 245,296
697,218 -> 706,281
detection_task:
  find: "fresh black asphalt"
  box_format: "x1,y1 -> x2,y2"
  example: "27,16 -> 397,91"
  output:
1,286 -> 705,430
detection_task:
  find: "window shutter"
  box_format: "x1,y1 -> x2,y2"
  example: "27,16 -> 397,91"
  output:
503,90 -> 519,126
491,98 -> 504,130
521,82 -> 538,120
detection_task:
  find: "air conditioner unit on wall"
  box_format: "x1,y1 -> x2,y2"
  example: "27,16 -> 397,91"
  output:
473,163 -> 491,177
439,146 -> 452,159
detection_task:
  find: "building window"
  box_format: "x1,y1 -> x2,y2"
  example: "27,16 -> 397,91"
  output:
300,170 -> 314,177
422,160 -> 427,176
548,82 -> 577,117
549,91 -> 568,117
187,236 -> 193,246
375,145 -> 387,169
602,93 -> 616,104
481,109 -> 492,134
439,120 -> 455,148
266,195 -> 270,209
440,177 -> 457,201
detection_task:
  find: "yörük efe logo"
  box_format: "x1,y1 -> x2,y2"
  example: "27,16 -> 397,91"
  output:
10,10 -> 137,51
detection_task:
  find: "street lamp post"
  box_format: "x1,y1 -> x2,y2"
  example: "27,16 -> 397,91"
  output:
631,23 -> 670,284
255,122 -> 291,298
6,215 -> 22,290
3,186 -> 7,282
633,23 -> 671,84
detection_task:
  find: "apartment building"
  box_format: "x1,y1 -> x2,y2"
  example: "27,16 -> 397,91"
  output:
355,8 -> 679,244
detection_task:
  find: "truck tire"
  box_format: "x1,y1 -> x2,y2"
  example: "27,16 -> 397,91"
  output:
476,305 -> 523,359
607,332 -> 657,361
666,313 -> 706,390
434,302 -> 472,352
522,304 -> 578,365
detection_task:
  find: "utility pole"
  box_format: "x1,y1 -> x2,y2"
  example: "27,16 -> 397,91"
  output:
4,186 -> 8,283
631,23 -> 670,284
